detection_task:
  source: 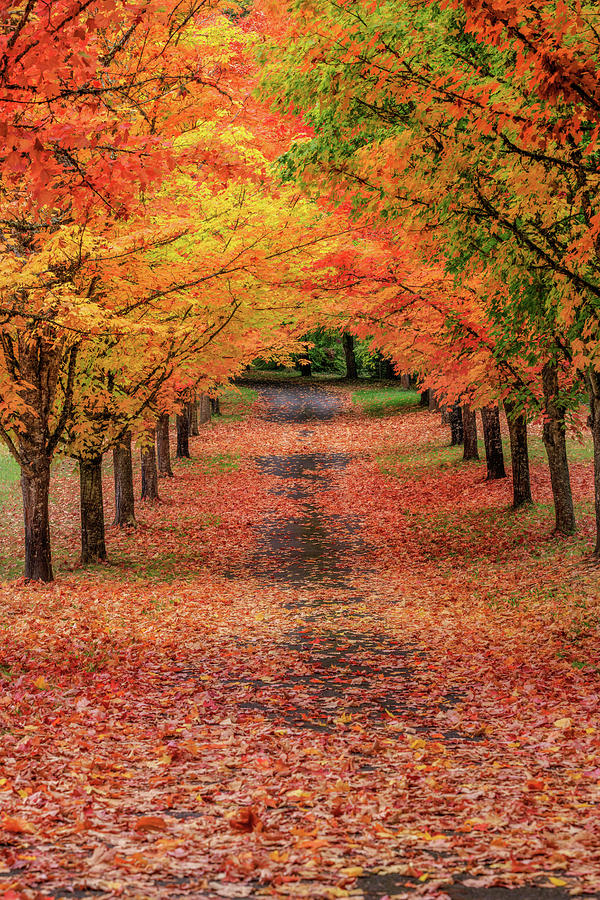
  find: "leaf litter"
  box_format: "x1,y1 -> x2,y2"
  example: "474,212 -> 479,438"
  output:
0,384 -> 598,899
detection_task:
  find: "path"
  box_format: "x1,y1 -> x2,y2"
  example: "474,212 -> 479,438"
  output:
1,382 -> 597,900
232,385 -> 573,900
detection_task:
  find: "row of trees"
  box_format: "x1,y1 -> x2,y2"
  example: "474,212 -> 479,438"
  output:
0,0 -> 353,581
259,0 -> 600,553
79,395 -> 212,569
5,0 -> 600,578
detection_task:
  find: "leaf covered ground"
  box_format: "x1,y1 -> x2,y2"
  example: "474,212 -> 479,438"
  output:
0,384 -> 599,899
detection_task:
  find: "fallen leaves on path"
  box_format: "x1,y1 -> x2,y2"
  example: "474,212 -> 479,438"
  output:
0,385 -> 599,899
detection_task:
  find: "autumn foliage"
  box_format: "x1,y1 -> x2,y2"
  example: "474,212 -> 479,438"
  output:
2,2 -> 600,895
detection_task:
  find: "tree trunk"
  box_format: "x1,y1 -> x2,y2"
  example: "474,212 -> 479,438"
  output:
542,361 -> 575,534
113,432 -> 136,526
504,401 -> 533,508
21,457 -> 53,582
381,357 -> 396,379
420,389 -> 430,408
176,409 -> 190,459
449,403 -> 463,445
299,360 -> 312,377
210,397 -> 221,416
198,394 -> 212,424
156,414 -> 173,477
342,332 -> 358,380
189,400 -> 199,436
429,390 -> 439,412
400,373 -> 411,389
587,370 -> 600,556
141,439 -> 160,501
481,406 -> 506,480
462,405 -> 479,460
79,456 -> 107,564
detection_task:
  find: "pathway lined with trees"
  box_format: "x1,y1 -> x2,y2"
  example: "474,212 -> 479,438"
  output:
2,0 -> 600,896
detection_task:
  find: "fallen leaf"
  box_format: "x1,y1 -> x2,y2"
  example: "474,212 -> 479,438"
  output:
554,717 -> 573,729
1,816 -> 36,835
133,816 -> 167,833
227,806 -> 262,833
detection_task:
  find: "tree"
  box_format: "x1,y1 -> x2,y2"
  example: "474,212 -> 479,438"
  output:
0,0 -> 237,578
342,333 -> 358,380
0,0 -> 358,579
260,0 -> 600,545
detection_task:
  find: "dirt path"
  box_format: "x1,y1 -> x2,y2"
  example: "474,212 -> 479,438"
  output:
230,385 -> 575,900
0,383 -> 598,899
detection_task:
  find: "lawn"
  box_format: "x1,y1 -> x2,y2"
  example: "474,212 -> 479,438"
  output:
352,385 -> 421,416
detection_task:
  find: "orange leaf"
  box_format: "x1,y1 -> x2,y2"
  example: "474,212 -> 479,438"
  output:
1,816 -> 36,834
133,815 -> 167,833
227,806 -> 262,833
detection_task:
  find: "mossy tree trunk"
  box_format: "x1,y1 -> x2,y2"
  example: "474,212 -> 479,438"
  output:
113,432 -> 136,526
79,455 -> 107,564
542,361 -> 575,534
462,405 -> 479,460
481,406 -> 506,480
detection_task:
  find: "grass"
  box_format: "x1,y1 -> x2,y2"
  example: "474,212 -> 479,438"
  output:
352,386 -> 421,417
198,452 -> 240,473
241,367 -> 303,381
0,446 -> 20,497
240,368 -> 348,384
375,416 -> 599,663
378,441 -> 468,479
379,431 -> 594,480
217,386 -> 258,421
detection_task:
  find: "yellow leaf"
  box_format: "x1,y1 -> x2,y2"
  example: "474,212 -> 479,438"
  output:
336,712 -> 353,724
286,788 -> 313,802
33,676 -> 49,690
340,866 -> 363,877
419,873 -> 430,882
554,717 -> 572,730
548,877 -> 567,887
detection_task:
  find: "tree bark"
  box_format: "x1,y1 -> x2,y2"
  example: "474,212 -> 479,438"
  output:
420,389 -> 430,408
141,439 -> 160,501
462,405 -> 479,460
587,370 -> 600,555
542,361 -> 575,534
198,394 -> 212,424
381,357 -> 396,379
504,401 -> 533,508
156,414 -> 173,477
113,432 -> 136,526
12,334 -> 79,582
342,332 -> 358,380
210,397 -> 221,416
428,390 -> 439,412
481,406 -> 506,480
299,360 -> 312,377
21,457 -> 53,582
176,409 -> 190,459
79,456 -> 107,564
189,400 -> 199,436
449,403 -> 464,445
400,373 -> 411,389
